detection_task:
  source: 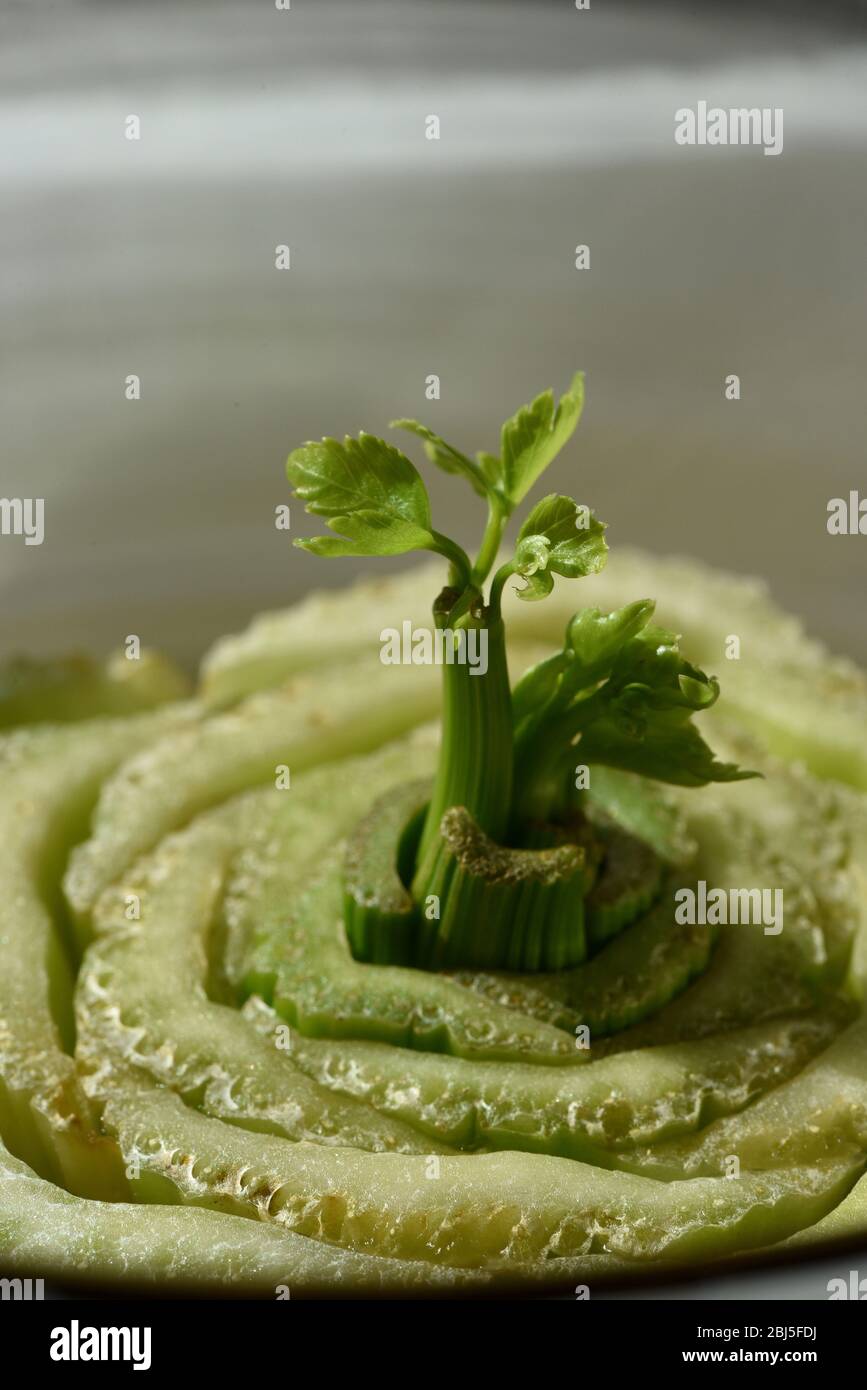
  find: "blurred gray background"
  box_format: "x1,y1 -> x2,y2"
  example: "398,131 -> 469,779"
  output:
1,0 -> 866,667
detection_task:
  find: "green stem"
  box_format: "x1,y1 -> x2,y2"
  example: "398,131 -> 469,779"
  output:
436,584 -> 483,631
471,494 -> 507,587
512,709 -> 580,826
412,613 -> 513,896
488,561 -> 515,621
344,781 -> 429,965
428,532 -> 473,590
418,806 -> 589,971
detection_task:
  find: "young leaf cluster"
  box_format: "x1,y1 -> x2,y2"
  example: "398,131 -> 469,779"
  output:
286,375 -> 754,805
513,602 -> 758,812
287,373 -> 592,608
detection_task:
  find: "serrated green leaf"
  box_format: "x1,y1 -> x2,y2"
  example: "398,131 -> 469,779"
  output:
500,372 -> 585,507
390,419 -> 491,500
286,433 -> 438,558
515,568 -> 555,602
513,599 -> 757,796
518,494 -> 607,577
575,707 -> 753,788
605,627 -> 718,714
569,625 -> 755,785
506,496 -> 607,603
293,510 -> 436,558
476,451 -> 504,491
566,601 -> 657,683
514,533 -> 551,575
511,649 -> 571,738
510,533 -> 552,602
